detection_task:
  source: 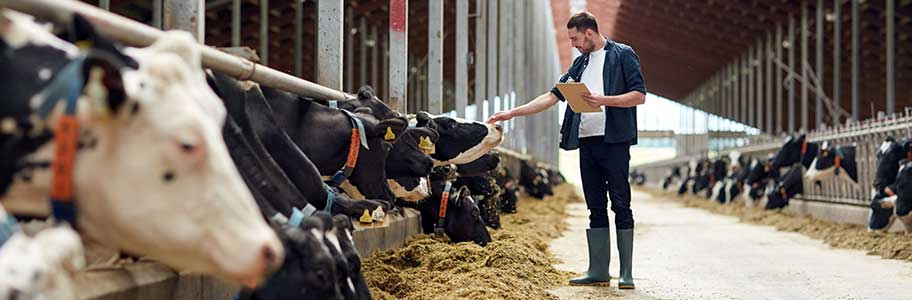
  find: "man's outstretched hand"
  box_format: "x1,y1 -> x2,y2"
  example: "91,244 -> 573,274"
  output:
487,110 -> 514,124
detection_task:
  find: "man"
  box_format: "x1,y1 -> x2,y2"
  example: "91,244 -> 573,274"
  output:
487,11 -> 645,289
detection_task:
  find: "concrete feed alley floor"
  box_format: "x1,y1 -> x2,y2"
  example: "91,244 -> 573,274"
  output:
547,188 -> 912,300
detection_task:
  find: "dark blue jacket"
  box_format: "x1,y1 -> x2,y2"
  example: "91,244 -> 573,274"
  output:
551,40 -> 646,150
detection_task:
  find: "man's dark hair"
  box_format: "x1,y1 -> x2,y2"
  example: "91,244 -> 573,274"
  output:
566,11 -> 599,33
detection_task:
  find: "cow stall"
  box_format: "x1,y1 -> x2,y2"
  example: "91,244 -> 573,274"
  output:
637,108 -> 912,231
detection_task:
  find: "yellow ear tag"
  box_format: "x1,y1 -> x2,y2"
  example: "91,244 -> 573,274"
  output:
359,209 -> 373,224
75,40 -> 92,50
384,127 -> 396,141
419,136 -> 436,154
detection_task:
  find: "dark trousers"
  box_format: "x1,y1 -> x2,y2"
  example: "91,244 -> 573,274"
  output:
579,136 -> 634,229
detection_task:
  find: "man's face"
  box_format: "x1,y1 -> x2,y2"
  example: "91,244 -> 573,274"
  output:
568,28 -> 597,54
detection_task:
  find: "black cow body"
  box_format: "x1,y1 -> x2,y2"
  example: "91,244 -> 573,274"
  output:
520,161 -> 553,199
418,167 -> 492,246
209,73 -> 386,218
868,137 -> 912,230
766,166 -> 805,210
454,154 -> 503,229
494,165 -> 520,214
261,86 -> 408,204
629,169 -> 647,186
662,166 -> 682,190
239,216 -> 343,300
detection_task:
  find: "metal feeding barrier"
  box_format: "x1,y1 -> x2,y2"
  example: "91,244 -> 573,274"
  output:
637,109 -> 912,207
0,0 -> 349,101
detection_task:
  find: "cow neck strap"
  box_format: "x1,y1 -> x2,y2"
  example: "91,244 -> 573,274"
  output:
35,54 -> 89,225
329,110 -> 370,186
833,147 -> 844,175
322,183 -> 335,213
800,141 -> 808,156
435,181 -> 453,237
0,213 -> 21,247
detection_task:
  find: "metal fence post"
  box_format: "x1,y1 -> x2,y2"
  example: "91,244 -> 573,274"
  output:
317,0 -> 343,89
428,0 -> 443,114
259,0 -> 268,64
163,0 -> 205,43
886,0 -> 895,115
851,0 -> 859,121
389,0 -> 408,113
456,0 -> 468,118
474,0 -> 486,122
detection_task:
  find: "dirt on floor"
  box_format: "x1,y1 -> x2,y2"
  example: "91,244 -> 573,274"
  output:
640,187 -> 912,262
362,184 -> 582,300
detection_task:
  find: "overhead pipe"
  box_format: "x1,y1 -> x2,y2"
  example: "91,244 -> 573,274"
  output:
1,0 -> 349,100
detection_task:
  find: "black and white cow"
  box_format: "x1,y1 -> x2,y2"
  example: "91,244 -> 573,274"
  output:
315,86 -> 400,121
414,112 -> 503,166
662,166 -> 682,190
805,142 -> 859,185
744,155 -> 777,206
890,161 -> 912,232
714,152 -> 750,204
766,165 -> 805,210
494,164 -> 520,214
208,72 -> 389,220
419,166 -> 492,246
868,137 -> 911,230
676,161 -> 695,195
260,86 -> 408,205
386,127 -> 439,202
520,160 -> 553,199
770,133 -> 819,170
629,169 -> 647,186
454,153 -> 503,229
239,216 -> 343,300
690,158 -> 712,194
705,157 -> 728,200
0,11 -> 282,286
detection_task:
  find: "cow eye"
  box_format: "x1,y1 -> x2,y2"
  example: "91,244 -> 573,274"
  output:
180,142 -> 196,152
163,171 -> 175,182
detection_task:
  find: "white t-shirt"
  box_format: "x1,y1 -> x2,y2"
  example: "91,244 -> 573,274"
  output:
578,48 -> 606,138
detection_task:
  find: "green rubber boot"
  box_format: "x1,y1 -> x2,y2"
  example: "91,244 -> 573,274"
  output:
568,228 -> 611,286
617,228 -> 635,289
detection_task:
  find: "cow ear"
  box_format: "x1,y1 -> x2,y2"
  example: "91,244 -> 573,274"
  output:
357,85 -> 376,100
455,186 -> 470,207
373,118 -> 407,140
416,111 -> 433,127
82,51 -> 128,117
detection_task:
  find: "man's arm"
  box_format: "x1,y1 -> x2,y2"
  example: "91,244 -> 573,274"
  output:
581,91 -> 645,108
486,92 -> 559,123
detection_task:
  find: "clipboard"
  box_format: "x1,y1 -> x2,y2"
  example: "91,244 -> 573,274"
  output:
556,82 -> 602,113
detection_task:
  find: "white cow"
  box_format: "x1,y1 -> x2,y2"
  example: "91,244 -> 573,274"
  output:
0,11 -> 282,287
0,226 -> 84,300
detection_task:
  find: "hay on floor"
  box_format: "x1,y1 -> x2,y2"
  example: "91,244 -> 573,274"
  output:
363,184 -> 581,300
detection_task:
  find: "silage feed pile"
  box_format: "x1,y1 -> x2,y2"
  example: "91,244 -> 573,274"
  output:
363,184 -> 580,300
642,187 -> 912,262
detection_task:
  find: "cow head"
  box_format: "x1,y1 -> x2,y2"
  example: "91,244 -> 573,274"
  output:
766,165 -> 805,210
892,161 -> 912,217
319,85 -> 400,121
0,225 -> 84,300
873,137 -> 911,193
386,127 -> 439,179
805,142 -> 858,185
771,134 -> 819,170
415,112 -> 503,166
2,24 -> 282,286
246,219 -> 342,300
520,160 -> 551,199
442,186 -> 492,246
